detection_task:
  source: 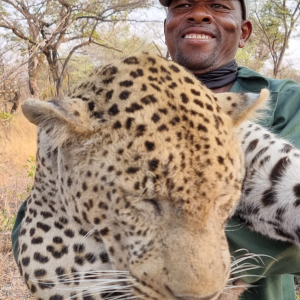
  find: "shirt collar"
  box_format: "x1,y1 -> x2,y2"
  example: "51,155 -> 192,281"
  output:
232,66 -> 270,92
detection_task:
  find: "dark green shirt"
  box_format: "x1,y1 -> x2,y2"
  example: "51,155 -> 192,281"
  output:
228,66 -> 300,300
11,66 -> 300,300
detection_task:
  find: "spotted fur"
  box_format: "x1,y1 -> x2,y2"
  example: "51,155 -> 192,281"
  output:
234,120 -> 300,246
18,52 -> 268,300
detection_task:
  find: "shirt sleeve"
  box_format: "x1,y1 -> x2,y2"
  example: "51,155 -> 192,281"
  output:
227,217 -> 300,283
11,199 -> 27,262
271,87 -> 300,149
227,85 -> 300,299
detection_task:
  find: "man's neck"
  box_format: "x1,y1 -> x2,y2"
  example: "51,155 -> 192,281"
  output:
192,60 -> 238,91
212,82 -> 234,94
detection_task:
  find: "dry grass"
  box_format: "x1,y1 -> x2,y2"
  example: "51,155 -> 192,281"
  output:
0,111 -> 37,168
0,111 -> 37,219
0,249 -> 35,300
0,110 -> 37,300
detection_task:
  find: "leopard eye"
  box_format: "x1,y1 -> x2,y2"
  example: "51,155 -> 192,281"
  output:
143,198 -> 162,214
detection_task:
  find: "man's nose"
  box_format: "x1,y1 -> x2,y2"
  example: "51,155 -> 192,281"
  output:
186,5 -> 213,24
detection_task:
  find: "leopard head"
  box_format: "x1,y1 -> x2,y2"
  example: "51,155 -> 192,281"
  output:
22,52 -> 269,300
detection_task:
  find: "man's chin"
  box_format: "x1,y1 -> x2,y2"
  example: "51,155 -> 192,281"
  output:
174,51 -> 219,73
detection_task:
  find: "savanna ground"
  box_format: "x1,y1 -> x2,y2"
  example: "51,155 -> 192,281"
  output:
0,110 -> 36,300
1,107 -> 300,300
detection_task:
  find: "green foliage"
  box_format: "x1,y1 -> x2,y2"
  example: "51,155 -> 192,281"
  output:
0,155 -> 37,232
38,55 -> 95,99
23,155 -> 36,179
249,0 -> 300,77
0,208 -> 16,232
65,56 -> 94,87
0,111 -> 13,120
253,1 -> 285,48
23,156 -> 36,192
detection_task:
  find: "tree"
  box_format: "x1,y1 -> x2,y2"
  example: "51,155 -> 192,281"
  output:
37,55 -> 94,100
0,0 -> 153,99
0,41 -> 25,113
86,21 -> 161,64
252,0 -> 300,78
264,58 -> 300,83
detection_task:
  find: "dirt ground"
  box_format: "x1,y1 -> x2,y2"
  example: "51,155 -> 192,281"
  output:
0,234 -> 35,300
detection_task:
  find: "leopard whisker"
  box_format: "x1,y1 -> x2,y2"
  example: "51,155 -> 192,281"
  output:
80,287 -> 132,295
230,263 -> 262,274
48,279 -> 133,286
92,293 -> 137,300
227,274 -> 265,283
230,249 -> 276,267
225,250 -> 276,289
33,278 -> 133,286
79,226 -> 97,244
66,290 -> 136,300
223,284 -> 257,290
33,281 -> 133,289
225,223 -> 246,231
33,270 -> 132,281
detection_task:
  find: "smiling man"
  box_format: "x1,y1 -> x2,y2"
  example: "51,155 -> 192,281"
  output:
159,0 -> 300,300
164,0 -> 249,78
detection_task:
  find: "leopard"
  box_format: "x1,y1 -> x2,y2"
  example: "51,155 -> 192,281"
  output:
18,52 -> 269,300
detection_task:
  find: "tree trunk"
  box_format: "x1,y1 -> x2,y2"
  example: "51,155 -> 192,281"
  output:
10,90 -> 20,114
28,67 -> 40,99
44,49 -> 64,99
56,77 -> 65,99
273,64 -> 279,78
28,46 -> 44,99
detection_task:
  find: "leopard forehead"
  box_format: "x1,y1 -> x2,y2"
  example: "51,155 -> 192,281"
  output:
65,52 -> 241,210
70,52 -> 220,124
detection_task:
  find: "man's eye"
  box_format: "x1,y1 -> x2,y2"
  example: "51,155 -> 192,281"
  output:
174,3 -> 192,9
211,4 -> 226,9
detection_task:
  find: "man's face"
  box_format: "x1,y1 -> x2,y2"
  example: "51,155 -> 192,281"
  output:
164,0 -> 252,73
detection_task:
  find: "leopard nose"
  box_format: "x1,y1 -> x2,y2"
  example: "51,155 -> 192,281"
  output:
174,291 -> 219,300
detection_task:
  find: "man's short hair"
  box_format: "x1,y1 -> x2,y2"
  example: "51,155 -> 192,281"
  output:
158,0 -> 249,20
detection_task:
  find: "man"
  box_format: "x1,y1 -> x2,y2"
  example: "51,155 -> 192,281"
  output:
159,0 -> 300,299
11,0 -> 300,299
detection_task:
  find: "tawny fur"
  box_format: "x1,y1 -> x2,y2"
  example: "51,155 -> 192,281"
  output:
19,52 -> 269,300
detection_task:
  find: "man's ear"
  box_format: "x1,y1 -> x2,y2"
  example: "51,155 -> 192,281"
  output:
214,89 -> 270,126
239,20 -> 252,48
164,19 -> 167,44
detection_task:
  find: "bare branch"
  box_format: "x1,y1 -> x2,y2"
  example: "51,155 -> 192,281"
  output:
91,41 -> 123,53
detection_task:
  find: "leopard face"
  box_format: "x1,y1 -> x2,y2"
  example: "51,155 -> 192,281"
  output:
19,52 -> 268,300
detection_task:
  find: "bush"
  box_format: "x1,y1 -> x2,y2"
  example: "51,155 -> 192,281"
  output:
0,208 -> 16,232
0,111 -> 13,120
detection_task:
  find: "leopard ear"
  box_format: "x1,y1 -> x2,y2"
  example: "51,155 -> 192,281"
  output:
22,98 -> 97,140
214,89 -> 270,126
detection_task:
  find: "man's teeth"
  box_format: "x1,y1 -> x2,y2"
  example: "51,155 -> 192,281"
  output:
184,34 -> 212,39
